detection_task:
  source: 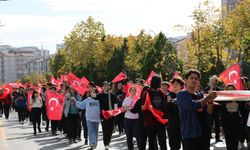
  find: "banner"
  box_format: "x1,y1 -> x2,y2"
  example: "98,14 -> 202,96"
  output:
214,90 -> 250,101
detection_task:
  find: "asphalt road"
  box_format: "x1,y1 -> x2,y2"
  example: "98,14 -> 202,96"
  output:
0,111 -> 244,150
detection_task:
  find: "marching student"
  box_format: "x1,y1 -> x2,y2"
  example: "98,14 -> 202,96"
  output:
177,69 -> 217,150
122,86 -> 141,150
204,75 -> 223,143
75,89 -> 101,150
15,88 -> 27,124
97,81 -> 117,150
64,87 -> 81,144
221,84 -> 242,150
30,90 -> 43,135
141,76 -> 168,150
166,76 -> 185,150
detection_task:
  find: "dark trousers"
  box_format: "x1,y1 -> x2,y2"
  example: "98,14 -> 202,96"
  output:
17,107 -> 25,122
3,104 -> 10,119
78,112 -> 88,140
0,103 -> 3,116
116,114 -> 124,134
222,117 -> 241,150
67,114 -> 79,140
167,124 -> 183,150
124,118 -> 141,150
101,118 -> 114,146
183,137 -> 203,150
147,123 -> 167,150
51,120 -> 58,133
210,107 -> 221,140
31,108 -> 41,133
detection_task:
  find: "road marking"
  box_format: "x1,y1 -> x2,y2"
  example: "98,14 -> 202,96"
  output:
0,118 -> 9,149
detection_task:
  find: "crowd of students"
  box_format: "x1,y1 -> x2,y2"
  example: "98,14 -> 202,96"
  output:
0,69 -> 250,150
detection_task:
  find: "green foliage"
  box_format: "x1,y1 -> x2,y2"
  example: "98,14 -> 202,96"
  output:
20,72 -> 49,84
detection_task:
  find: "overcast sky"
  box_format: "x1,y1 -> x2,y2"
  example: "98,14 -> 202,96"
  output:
0,0 -> 221,53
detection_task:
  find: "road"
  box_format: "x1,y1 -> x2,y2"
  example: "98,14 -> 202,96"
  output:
0,111 -> 243,150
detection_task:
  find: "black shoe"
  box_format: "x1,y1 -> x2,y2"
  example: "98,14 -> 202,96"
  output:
84,139 -> 88,145
45,128 -> 48,131
68,139 -> 73,144
33,132 -> 37,135
38,129 -> 42,133
73,139 -> 77,143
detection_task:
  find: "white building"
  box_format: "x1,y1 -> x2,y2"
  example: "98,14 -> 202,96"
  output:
0,45 -> 50,83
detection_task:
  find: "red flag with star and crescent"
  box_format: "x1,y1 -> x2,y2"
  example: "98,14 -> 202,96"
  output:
67,72 -> 88,96
0,84 -> 13,100
145,71 -> 156,85
46,90 -> 65,120
219,63 -> 243,90
112,72 -> 127,83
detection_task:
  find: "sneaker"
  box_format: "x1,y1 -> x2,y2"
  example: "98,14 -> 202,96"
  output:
105,145 -> 109,150
68,139 -> 73,144
73,139 -> 77,143
90,144 -> 95,149
59,132 -> 63,138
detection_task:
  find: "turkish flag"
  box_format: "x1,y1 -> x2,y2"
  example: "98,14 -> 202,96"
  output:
96,85 -> 103,93
102,107 -> 124,120
112,72 -> 127,83
27,91 -> 32,111
169,71 -> 181,91
67,72 -> 88,96
145,71 -> 156,85
219,63 -> 243,90
50,75 -> 58,86
10,82 -> 23,88
23,82 -> 29,89
143,93 -> 168,124
61,74 -> 68,82
81,77 -> 89,85
46,90 -> 65,120
126,83 -> 143,107
29,83 -> 38,91
0,84 -> 13,100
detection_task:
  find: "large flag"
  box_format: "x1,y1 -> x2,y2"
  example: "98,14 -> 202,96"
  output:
27,91 -> 32,111
126,83 -> 143,107
102,107 -> 124,120
46,90 -> 65,120
0,84 -> 13,100
67,72 -> 88,96
61,74 -> 68,82
112,72 -> 127,83
214,90 -> 250,101
145,71 -> 156,85
219,64 -> 243,90
169,71 -> 180,91
143,93 -> 168,124
81,77 -> 89,85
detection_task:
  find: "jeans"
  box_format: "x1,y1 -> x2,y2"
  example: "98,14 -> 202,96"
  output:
87,120 -> 99,145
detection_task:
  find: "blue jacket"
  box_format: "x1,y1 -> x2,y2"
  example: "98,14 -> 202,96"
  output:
177,90 -> 202,139
16,95 -> 27,108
